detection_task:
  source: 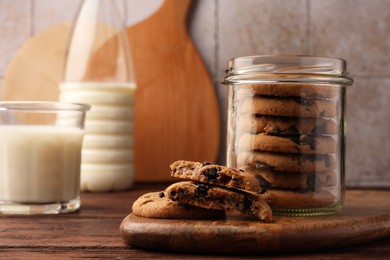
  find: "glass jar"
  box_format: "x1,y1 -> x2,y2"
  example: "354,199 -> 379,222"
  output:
222,55 -> 353,216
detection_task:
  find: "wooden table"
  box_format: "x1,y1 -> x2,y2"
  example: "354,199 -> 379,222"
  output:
0,183 -> 389,259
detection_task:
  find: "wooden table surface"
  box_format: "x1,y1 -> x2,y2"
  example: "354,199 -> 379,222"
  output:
0,183 -> 389,259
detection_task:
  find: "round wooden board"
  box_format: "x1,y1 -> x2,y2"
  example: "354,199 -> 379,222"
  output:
120,189 -> 390,254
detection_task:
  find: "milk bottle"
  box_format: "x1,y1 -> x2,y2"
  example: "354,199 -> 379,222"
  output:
60,0 -> 136,191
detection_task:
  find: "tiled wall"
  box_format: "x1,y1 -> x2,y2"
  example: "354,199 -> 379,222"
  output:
1,0 -> 389,187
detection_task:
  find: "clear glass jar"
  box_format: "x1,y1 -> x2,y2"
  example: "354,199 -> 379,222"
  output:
222,55 -> 353,216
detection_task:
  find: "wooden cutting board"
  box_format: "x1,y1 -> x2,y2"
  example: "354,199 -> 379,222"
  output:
120,189 -> 390,254
127,0 -> 220,181
1,0 -> 220,182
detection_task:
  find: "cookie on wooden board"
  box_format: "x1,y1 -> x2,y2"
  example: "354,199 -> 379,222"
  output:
132,191 -> 225,219
166,181 -> 273,222
170,160 -> 265,193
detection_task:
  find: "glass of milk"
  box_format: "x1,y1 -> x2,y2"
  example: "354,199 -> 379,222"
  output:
0,101 -> 90,214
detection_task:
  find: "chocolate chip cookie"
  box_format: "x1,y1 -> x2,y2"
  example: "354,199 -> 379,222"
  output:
237,114 -> 337,135
238,133 -> 336,154
244,167 -> 337,191
132,191 -> 225,219
170,160 -> 266,193
236,83 -> 338,98
237,152 -> 336,172
240,96 -> 337,118
166,181 -> 273,222
260,189 -> 337,209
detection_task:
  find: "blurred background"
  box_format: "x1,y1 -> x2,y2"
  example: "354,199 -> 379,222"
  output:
0,0 -> 389,188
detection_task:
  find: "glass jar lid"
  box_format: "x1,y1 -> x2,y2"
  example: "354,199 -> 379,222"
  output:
222,55 -> 353,86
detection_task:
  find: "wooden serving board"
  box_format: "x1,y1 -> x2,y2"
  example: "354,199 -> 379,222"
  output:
120,189 -> 390,254
127,0 -> 220,181
1,0 -> 220,182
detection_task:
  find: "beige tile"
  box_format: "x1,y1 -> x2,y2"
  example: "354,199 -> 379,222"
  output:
125,0 -> 163,26
311,0 -> 390,76
34,0 -> 127,33
33,0 -> 81,34
188,0 -> 216,81
346,78 -> 390,187
110,0 -> 126,24
0,0 -> 31,79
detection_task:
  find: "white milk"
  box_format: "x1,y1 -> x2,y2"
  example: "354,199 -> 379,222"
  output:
0,126 -> 84,203
59,82 -> 136,191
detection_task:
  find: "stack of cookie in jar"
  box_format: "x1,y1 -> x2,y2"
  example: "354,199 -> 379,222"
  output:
235,84 -> 339,211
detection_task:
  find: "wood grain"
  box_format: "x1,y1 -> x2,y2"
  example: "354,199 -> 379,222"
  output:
0,185 -> 389,258
120,189 -> 390,254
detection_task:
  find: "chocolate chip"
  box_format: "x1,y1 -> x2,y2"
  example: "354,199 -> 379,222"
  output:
287,135 -> 301,145
302,154 -> 316,162
203,168 -> 219,182
255,175 -> 271,194
311,124 -> 325,134
255,161 -> 275,170
195,184 -> 210,197
319,111 -> 326,117
308,137 -> 317,150
243,196 -> 252,211
326,174 -> 332,184
169,190 -> 177,200
158,191 -> 165,198
325,155 -> 332,168
202,161 -> 213,166
180,204 -> 193,210
294,98 -> 314,107
303,99 -> 314,107
219,174 -> 231,184
285,125 -> 299,135
307,174 -> 320,192
268,128 -> 281,135
239,169 -> 244,172
299,135 -> 317,150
